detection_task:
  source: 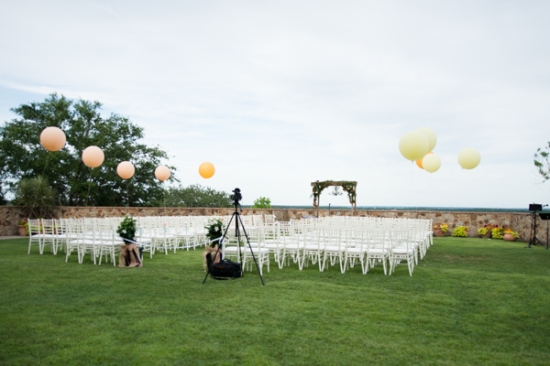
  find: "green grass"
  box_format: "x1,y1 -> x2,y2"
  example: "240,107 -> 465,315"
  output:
1,238 -> 550,365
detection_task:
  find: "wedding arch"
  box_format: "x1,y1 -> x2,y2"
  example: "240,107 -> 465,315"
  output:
311,180 -> 357,216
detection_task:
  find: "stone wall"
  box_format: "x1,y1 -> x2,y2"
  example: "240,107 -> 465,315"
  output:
1,206 -> 547,243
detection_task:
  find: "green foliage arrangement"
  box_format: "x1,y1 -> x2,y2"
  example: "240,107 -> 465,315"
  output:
452,225 -> 469,237
117,216 -> 137,243
477,227 -> 489,236
0,93 -> 174,207
163,184 -> 232,207
13,175 -> 56,218
252,197 -> 271,208
204,218 -> 223,247
491,225 -> 504,239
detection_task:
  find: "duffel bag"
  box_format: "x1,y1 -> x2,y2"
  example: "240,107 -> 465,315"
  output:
210,259 -> 242,280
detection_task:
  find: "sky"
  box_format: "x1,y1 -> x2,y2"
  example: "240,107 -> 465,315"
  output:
1,0 -> 549,209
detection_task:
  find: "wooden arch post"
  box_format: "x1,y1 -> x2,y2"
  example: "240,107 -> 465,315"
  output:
311,180 -> 357,217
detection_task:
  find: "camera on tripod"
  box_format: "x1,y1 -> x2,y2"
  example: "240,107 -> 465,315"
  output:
230,188 -> 242,206
529,203 -> 543,212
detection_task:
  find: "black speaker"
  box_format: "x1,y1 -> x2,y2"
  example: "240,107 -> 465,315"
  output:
529,204 -> 543,212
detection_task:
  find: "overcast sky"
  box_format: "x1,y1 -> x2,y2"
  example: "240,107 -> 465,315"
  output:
1,0 -> 549,209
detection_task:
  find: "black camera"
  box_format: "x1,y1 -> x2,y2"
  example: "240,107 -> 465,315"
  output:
230,188 -> 242,205
529,204 -> 543,212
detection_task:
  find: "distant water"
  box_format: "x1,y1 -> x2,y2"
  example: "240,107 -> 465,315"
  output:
257,205 -> 549,213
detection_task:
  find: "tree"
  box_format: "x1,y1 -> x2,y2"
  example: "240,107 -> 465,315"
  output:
0,93 -> 175,206
163,184 -> 232,207
252,197 -> 271,208
0,186 -> 6,205
13,175 -> 56,218
534,142 -> 550,181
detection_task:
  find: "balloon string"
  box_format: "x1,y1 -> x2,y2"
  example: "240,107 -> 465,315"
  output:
85,168 -> 93,206
126,180 -> 130,207
42,153 -> 51,176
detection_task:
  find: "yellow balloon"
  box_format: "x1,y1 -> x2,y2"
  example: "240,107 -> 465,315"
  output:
399,131 -> 429,161
199,162 -> 215,179
82,146 -> 104,168
458,147 -> 481,169
40,126 -> 66,152
415,127 -> 437,151
416,151 -> 433,169
422,154 -> 441,173
155,165 -> 171,181
117,161 -> 135,179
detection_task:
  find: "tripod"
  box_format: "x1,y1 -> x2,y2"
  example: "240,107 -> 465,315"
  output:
202,189 -> 265,285
528,211 -> 544,248
539,213 -> 550,250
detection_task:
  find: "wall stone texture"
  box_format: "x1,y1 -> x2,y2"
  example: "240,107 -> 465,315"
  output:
1,206 -> 547,244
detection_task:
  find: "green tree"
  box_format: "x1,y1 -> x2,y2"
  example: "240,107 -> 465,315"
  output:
0,93 -> 175,206
252,197 -> 271,208
13,175 -> 56,218
163,184 -> 232,207
0,186 -> 6,205
534,142 -> 550,181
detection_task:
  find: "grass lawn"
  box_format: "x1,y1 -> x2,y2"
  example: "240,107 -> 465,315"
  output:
1,237 -> 550,365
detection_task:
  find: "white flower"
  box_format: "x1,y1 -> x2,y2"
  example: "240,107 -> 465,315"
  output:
121,229 -> 126,234
214,227 -> 219,232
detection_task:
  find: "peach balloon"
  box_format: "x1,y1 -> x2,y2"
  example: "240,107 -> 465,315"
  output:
155,165 -> 171,181
199,162 -> 215,179
82,146 -> 104,168
416,151 -> 434,169
117,161 -> 135,179
40,126 -> 66,152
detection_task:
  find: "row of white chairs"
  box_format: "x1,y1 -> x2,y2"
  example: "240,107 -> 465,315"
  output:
218,217 -> 433,276
25,215 -> 429,275
25,215 -> 279,267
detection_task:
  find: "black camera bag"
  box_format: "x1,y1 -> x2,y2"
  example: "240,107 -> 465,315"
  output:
210,259 -> 242,280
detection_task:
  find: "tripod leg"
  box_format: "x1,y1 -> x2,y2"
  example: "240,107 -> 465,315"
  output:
237,215 -> 265,286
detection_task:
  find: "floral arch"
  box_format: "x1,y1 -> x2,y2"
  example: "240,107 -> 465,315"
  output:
311,180 -> 357,216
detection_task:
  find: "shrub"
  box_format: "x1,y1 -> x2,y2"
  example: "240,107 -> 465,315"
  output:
252,197 -> 271,209
452,225 -> 469,237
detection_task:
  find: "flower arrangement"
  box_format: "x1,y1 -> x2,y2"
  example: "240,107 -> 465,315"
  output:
477,224 -> 492,236
117,216 -> 137,244
504,227 -> 520,239
432,223 -> 450,237
452,225 -> 469,237
204,218 -> 223,247
434,223 -> 449,233
491,225 -> 504,239
17,219 -> 29,236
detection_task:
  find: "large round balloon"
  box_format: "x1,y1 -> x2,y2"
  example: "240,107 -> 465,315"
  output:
416,151 -> 434,169
117,161 -> 135,179
423,154 -> 441,173
40,126 -> 66,152
82,146 -> 104,168
199,162 -> 215,179
399,131 -> 429,161
415,127 -> 437,152
155,165 -> 171,181
458,147 -> 481,169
